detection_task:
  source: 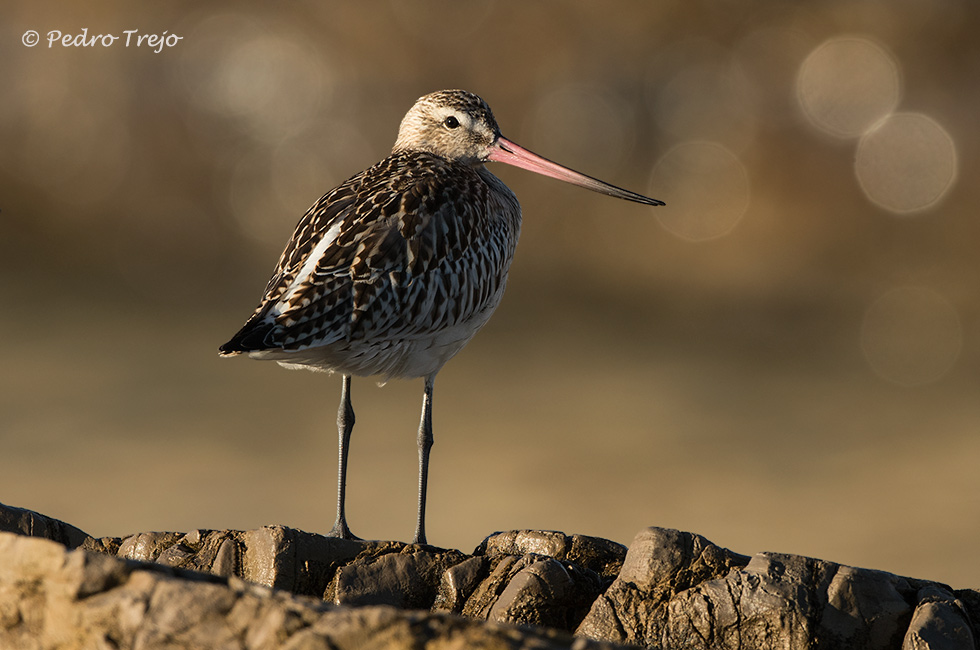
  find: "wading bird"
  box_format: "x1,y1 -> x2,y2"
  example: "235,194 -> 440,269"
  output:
220,90 -> 664,544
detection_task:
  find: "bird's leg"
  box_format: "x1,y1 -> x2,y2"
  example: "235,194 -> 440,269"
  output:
413,376 -> 435,545
328,374 -> 359,540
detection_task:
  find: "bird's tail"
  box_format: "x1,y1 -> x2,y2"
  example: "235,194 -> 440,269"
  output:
218,318 -> 278,356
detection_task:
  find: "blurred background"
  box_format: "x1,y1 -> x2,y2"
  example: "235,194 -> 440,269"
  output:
2,1 -> 978,588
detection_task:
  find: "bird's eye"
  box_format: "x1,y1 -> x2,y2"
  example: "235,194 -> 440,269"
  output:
444,115 -> 460,129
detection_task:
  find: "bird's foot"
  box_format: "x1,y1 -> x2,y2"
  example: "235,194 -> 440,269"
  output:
327,519 -> 361,541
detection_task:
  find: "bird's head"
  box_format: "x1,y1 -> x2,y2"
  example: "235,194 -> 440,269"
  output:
393,90 -> 500,165
393,89 -> 665,206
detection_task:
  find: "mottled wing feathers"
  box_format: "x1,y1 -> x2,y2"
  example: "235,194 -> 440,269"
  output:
220,151 -> 513,356
260,181 -> 360,306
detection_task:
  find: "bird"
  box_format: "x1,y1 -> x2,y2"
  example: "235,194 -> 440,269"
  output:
219,89 -> 664,545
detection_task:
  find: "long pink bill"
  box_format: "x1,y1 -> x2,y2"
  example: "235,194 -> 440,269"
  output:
487,136 -> 665,207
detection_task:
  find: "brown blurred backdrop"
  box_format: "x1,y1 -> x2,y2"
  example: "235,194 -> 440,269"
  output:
2,2 -> 978,587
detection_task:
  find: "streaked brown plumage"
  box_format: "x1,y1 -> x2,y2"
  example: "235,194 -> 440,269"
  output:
220,89 -> 663,544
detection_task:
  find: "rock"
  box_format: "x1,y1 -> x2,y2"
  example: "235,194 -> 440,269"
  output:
433,555 -> 487,611
903,586 -> 975,650
3,502 -> 979,650
432,548 -> 602,632
457,553 -> 529,618
118,530 -> 186,562
477,530 -> 628,579
328,543 -> 467,609
435,530 -> 619,631
241,525 -> 389,597
486,556 -> 602,631
576,526 -> 751,644
664,553 -> 914,649
0,501 -> 89,549
577,526 -> 979,650
0,532 -> 625,650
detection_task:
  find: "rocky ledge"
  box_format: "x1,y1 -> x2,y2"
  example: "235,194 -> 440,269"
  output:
0,502 -> 976,649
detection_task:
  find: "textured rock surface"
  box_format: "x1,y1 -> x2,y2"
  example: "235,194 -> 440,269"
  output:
0,500 -> 90,549
0,532 -> 622,650
576,526 -> 751,643
577,527 -> 978,650
1,502 -> 978,650
476,530 -> 628,579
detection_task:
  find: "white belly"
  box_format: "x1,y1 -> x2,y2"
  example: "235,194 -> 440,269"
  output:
250,285 -> 504,381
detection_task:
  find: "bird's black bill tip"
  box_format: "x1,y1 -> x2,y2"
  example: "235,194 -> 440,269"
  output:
613,190 -> 665,207
580,180 -> 665,207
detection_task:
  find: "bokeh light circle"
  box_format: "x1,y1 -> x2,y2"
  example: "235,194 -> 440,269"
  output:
649,141 -> 750,242
797,36 -> 901,138
855,112 -> 957,214
177,14 -> 329,141
860,287 -> 962,386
